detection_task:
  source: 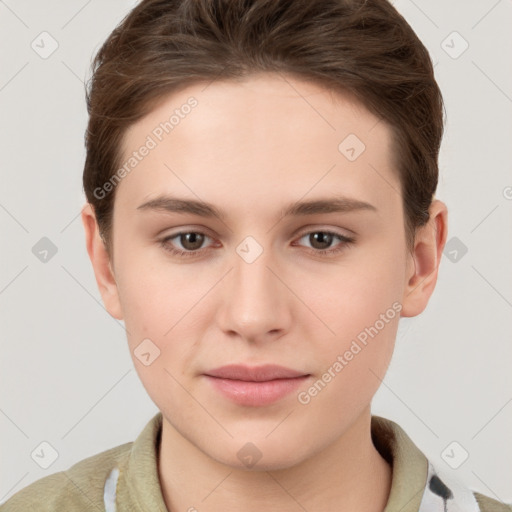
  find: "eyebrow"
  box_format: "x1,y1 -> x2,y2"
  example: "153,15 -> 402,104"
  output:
136,195 -> 377,221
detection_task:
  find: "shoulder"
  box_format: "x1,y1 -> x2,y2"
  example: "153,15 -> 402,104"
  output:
474,492 -> 512,512
0,441 -> 132,512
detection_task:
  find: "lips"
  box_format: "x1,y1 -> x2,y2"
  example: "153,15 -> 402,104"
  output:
203,364 -> 311,406
204,364 -> 308,382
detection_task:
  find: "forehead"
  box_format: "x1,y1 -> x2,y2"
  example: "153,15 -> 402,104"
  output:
115,72 -> 400,220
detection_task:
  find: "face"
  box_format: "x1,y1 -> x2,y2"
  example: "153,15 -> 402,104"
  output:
87,73 -> 427,469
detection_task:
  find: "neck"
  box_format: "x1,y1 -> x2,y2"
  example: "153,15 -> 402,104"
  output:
158,406 -> 392,512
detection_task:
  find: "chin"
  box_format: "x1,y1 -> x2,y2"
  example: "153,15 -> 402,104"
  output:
204,437 -> 310,472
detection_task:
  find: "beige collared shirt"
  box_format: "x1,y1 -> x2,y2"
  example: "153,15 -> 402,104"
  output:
1,412 -> 509,511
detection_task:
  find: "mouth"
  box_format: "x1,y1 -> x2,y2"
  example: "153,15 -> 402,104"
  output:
203,364 -> 311,406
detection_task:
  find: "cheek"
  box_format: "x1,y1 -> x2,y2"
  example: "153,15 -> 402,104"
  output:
113,254 -> 218,397
296,242 -> 404,399
115,254 -> 201,339
297,307 -> 399,417
114,263 -> 198,398
304,247 -> 405,342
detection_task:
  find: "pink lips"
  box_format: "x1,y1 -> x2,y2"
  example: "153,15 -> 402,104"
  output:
203,364 -> 311,406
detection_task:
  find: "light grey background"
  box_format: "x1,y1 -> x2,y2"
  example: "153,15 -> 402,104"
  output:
1,0 -> 511,505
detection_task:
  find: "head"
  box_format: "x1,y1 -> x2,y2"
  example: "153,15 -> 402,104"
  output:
82,0 -> 448,469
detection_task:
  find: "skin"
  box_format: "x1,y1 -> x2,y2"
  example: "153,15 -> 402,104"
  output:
82,72 -> 448,512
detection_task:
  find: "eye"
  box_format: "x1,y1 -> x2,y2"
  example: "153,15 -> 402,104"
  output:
159,231 -> 214,258
294,230 -> 355,256
159,229 -> 355,259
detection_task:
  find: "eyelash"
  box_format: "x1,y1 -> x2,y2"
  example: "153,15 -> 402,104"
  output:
158,229 -> 355,259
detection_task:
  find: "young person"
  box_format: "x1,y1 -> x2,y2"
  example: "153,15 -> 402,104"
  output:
2,1 -> 509,511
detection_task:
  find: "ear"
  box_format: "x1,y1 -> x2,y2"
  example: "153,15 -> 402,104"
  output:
401,199 -> 448,317
81,202 -> 124,320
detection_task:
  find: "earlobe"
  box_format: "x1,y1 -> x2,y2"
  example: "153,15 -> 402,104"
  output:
400,199 -> 448,317
81,202 -> 124,320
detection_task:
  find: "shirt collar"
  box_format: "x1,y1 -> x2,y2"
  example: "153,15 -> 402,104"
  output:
371,415 -> 429,512
108,412 -> 477,512
114,411 -> 168,512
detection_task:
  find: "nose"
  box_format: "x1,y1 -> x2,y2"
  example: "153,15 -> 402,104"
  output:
216,240 -> 292,344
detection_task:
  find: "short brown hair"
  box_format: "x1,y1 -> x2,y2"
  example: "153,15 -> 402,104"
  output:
83,0 -> 445,256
